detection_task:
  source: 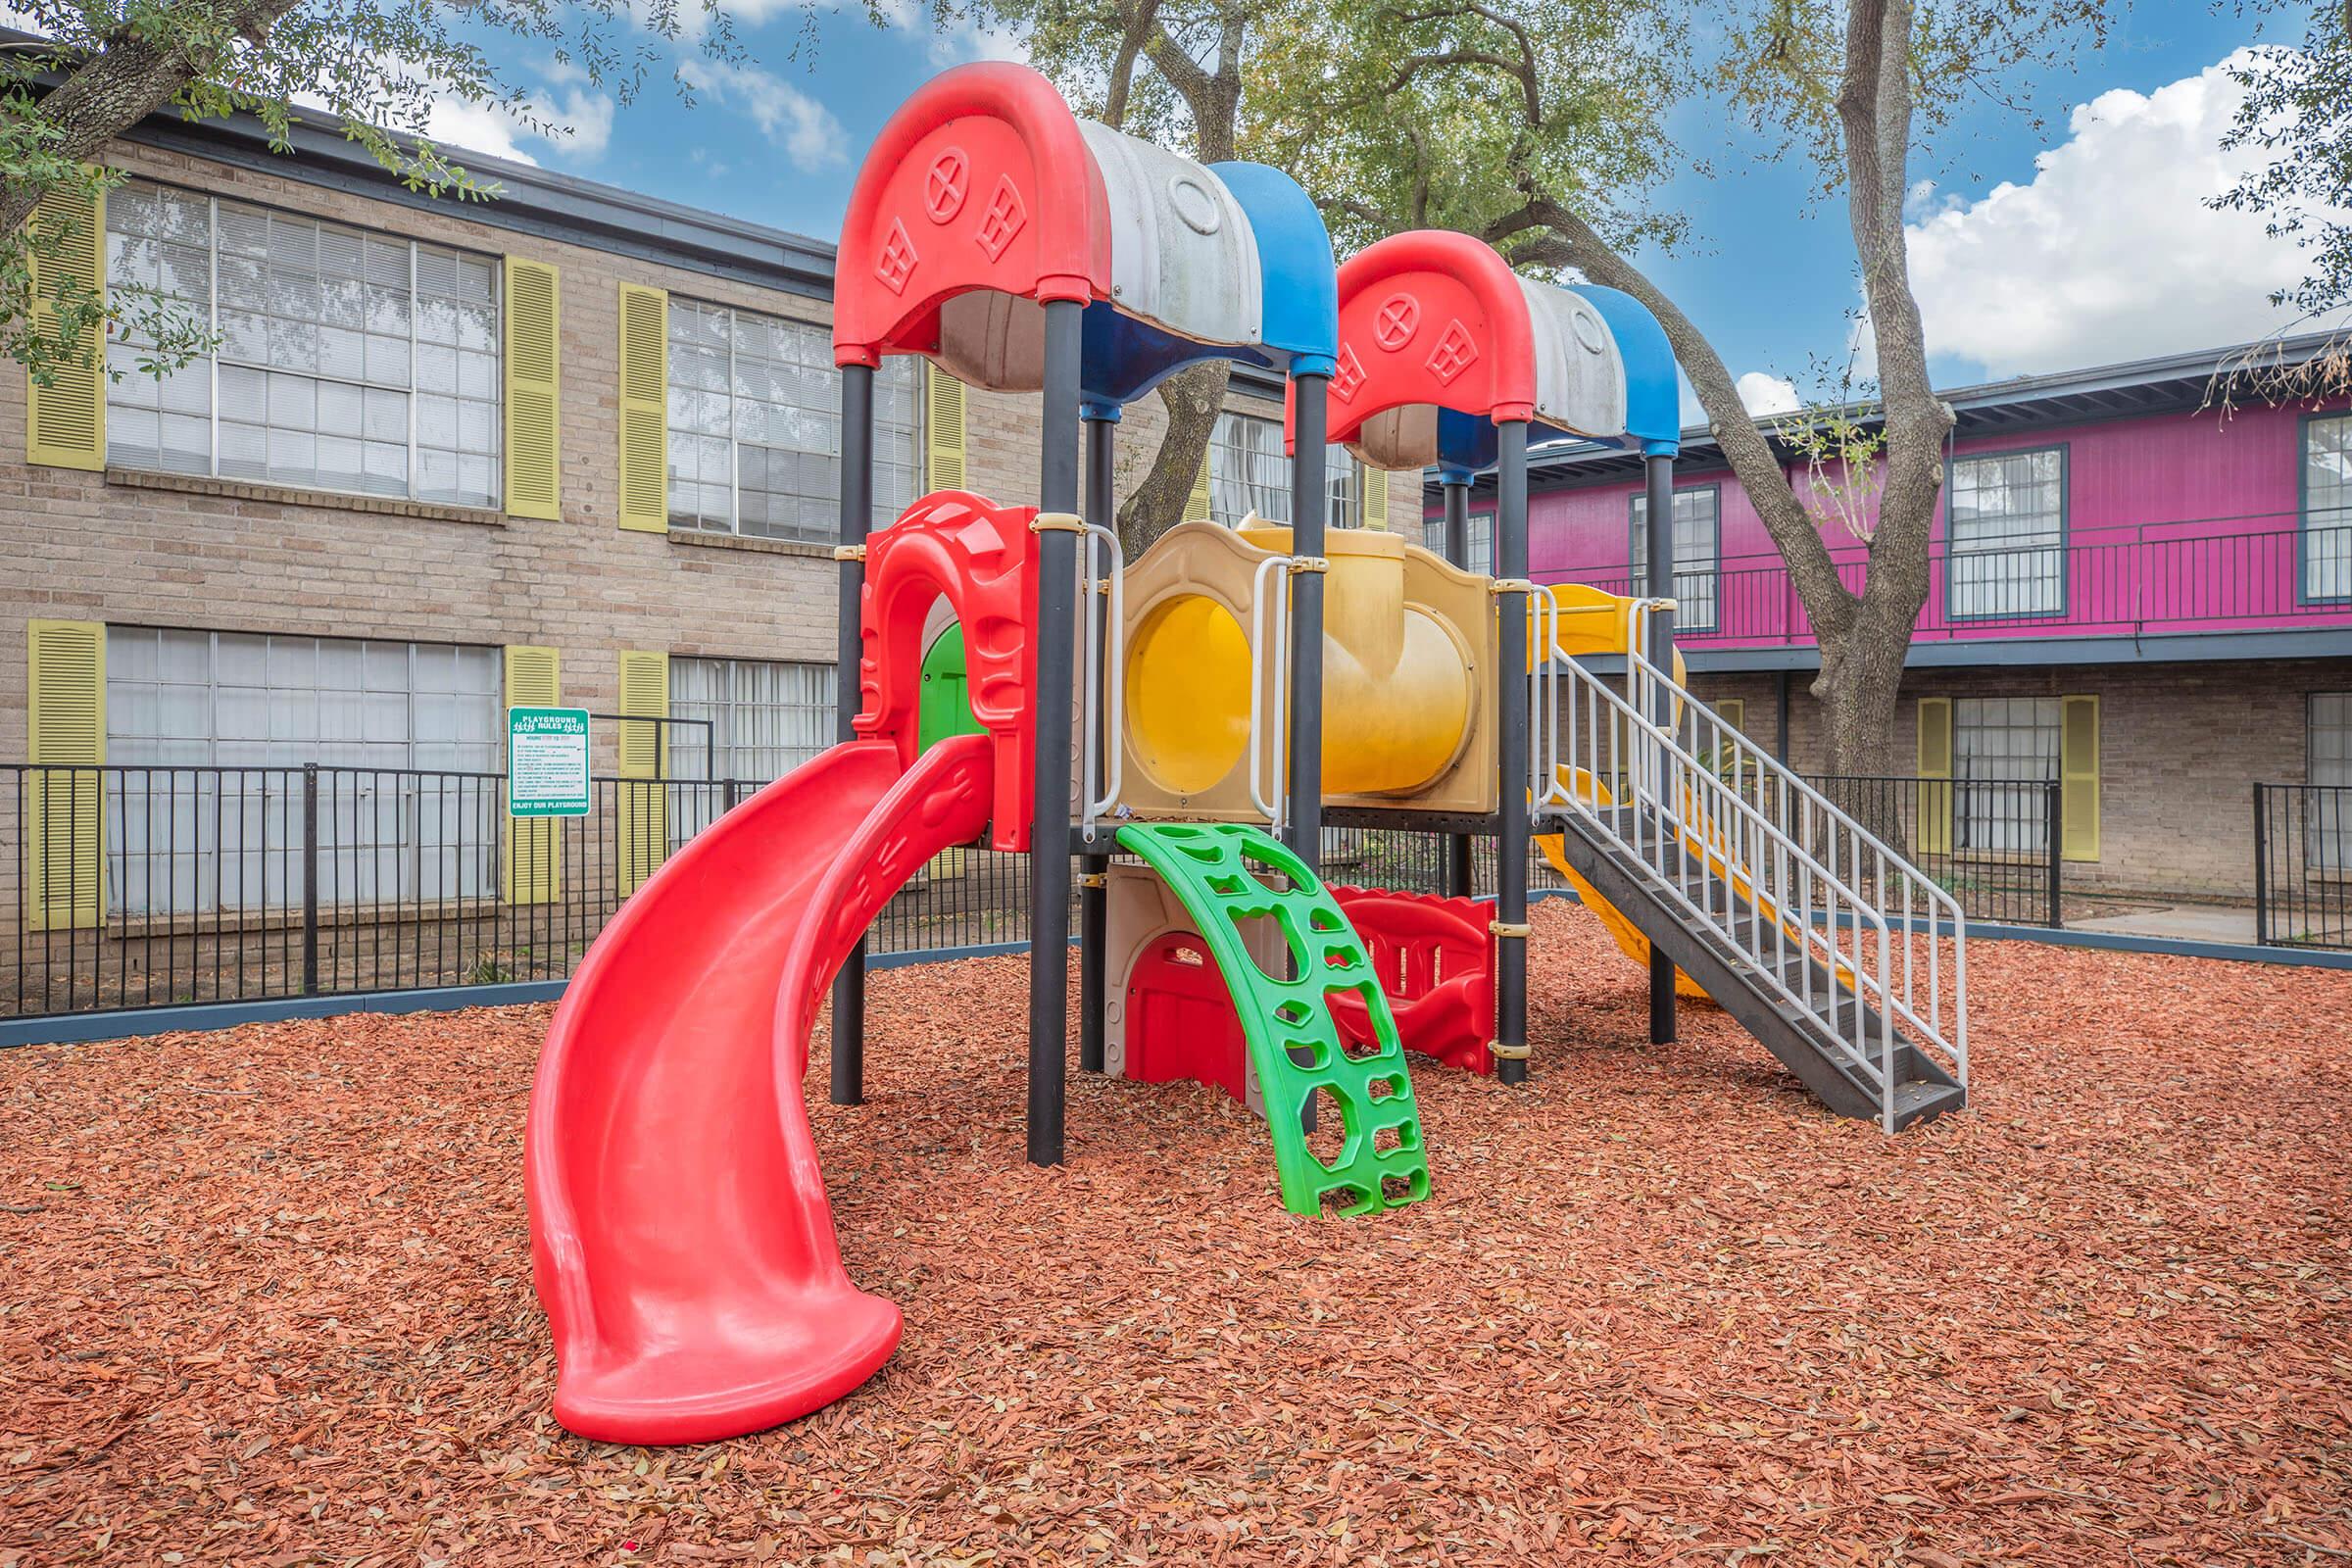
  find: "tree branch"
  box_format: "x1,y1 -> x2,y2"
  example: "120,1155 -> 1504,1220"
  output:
0,0 -> 306,233
1513,199 -> 1859,636
1102,0 -> 1161,129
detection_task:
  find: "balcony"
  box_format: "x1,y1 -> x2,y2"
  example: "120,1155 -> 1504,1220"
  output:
1549,514 -> 2352,664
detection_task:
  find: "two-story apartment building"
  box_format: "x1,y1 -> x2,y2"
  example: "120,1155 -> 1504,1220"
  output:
3,102 -> 1414,1012
1432,342 -> 2352,901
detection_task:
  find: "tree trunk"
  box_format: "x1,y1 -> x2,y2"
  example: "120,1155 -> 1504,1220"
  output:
0,3 -> 303,234
1114,358 -> 1227,558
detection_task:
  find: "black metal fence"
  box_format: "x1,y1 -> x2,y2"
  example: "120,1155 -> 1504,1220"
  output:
5,757 -> 2053,1027
1808,773 -> 2064,928
6,762 -> 743,1018
2254,783 -> 2352,949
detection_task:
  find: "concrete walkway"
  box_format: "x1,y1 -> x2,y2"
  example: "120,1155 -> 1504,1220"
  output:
2065,903 -> 2259,945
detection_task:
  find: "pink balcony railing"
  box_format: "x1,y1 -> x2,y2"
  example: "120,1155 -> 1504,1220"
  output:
1549,514 -> 2352,649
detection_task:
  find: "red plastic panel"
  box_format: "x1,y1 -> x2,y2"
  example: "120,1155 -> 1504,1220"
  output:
1125,932 -> 1251,1104
854,490 -> 1038,851
1324,885 -> 1496,1075
1305,230 -> 1542,446
526,735 -> 995,1445
833,63 -> 1111,368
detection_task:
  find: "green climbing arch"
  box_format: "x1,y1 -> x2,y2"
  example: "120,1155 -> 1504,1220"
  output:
1114,821 -> 1432,1218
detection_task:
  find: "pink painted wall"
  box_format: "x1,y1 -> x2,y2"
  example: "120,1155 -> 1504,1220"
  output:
1426,397 -> 2352,647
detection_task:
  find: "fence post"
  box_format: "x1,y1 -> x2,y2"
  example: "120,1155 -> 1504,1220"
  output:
2044,778 -> 2063,929
301,763 -> 319,996
2252,785 -> 2269,948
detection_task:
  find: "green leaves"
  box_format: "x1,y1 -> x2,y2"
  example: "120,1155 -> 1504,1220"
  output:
2213,2 -> 2352,365
0,0 -> 923,381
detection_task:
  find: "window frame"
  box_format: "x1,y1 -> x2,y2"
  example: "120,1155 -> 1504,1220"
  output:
666,654 -> 839,784
1205,409 -> 1362,529
102,626 -> 505,914
2299,411 -> 2352,609
1941,441 -> 2070,624
1627,482 -> 1723,633
102,175 -> 505,510
663,295 -> 921,543
2312,691 -> 2352,789
1950,694 -> 2063,857
1420,506 -> 1496,575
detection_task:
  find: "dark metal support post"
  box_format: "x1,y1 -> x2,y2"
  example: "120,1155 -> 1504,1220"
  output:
1774,668 -> 1792,763
2253,786 -> 2270,948
1441,472 -> 1475,899
1027,299 -> 1083,1165
2046,778 -> 2065,930
1078,410 -> 1115,1075
300,763 -> 318,997
1286,374 -> 1329,872
1494,423 -> 1531,1086
1642,451 -> 1678,1046
830,362 -> 874,1105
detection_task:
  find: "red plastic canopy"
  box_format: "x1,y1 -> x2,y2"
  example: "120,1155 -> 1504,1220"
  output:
1303,229 -> 1544,447
832,64 -> 1113,369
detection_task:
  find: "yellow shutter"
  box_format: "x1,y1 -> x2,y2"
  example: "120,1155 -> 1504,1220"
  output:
1183,452 -> 1212,523
616,283 -> 667,532
925,361 -> 965,494
1916,696 -> 1952,857
1361,464 -> 1389,530
26,619 -> 105,930
503,256 -> 561,520
25,177 -> 106,470
2061,694 -> 2100,862
1717,698 -> 1746,734
503,645 -> 562,904
616,650 -> 669,897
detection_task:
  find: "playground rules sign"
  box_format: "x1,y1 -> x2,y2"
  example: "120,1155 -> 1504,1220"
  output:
509,707 -> 592,818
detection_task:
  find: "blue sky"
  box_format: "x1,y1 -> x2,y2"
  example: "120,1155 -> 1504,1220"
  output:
445,3 -> 2328,417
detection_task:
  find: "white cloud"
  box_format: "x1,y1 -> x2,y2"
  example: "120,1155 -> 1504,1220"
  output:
678,59 -> 849,171
288,56 -> 614,169
926,16 -> 1030,67
1736,371 -> 1801,416
531,60 -> 616,159
421,97 -> 539,166
1906,49 -> 2342,378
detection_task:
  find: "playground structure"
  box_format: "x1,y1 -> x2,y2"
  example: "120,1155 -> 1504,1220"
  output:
524,63 -> 1972,1446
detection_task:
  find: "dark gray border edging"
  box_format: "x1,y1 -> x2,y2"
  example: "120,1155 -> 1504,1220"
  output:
0,979 -> 569,1050
7,888 -> 2345,1050
1959,918 -> 2352,969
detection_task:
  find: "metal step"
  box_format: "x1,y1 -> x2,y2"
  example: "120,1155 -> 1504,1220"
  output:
1552,810 -> 1964,1130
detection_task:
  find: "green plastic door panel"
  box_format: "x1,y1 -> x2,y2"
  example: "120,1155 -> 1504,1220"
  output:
918,622 -> 986,757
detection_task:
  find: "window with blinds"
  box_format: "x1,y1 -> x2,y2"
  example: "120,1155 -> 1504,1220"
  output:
1419,511 -> 1494,574
104,627 -> 503,913
2304,415 -> 2352,603
2311,692 -> 2352,872
1630,486 -> 1722,631
664,299 -> 919,541
1947,447 -> 2065,619
103,179 -> 503,507
668,657 -> 837,783
1953,695 -> 2059,855
1205,411 -> 1361,528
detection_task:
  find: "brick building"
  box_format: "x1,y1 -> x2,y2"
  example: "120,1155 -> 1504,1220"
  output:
2,106 -> 1415,1000
1432,344 -> 2352,903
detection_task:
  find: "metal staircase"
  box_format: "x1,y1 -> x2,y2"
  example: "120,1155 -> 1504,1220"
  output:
1530,595 -> 1969,1131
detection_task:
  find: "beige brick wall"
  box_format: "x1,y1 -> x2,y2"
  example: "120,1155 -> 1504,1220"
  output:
1689,660 -> 2352,900
1,141 -> 1420,765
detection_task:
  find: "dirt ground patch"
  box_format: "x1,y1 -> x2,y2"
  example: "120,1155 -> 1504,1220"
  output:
3,901 -> 2348,1566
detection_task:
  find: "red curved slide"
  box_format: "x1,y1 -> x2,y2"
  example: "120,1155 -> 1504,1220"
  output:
526,733 -> 994,1445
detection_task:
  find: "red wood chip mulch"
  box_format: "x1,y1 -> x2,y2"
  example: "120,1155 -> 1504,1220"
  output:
3,900 -> 2348,1566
